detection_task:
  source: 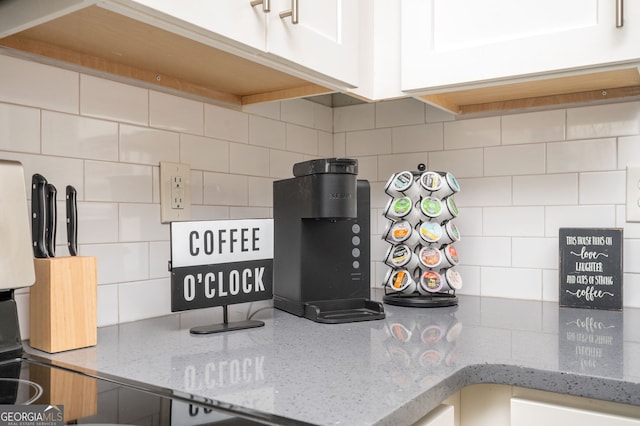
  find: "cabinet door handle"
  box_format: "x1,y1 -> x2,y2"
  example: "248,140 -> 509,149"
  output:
616,0 -> 623,27
279,0 -> 299,24
250,0 -> 270,13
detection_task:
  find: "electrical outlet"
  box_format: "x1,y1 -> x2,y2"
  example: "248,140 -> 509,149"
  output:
626,166 -> 640,222
160,162 -> 191,223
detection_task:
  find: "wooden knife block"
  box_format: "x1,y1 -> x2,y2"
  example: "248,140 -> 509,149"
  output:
30,256 -> 97,353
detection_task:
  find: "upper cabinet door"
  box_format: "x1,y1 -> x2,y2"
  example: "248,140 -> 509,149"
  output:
402,0 -> 640,91
128,0 -> 267,51
266,0 -> 359,87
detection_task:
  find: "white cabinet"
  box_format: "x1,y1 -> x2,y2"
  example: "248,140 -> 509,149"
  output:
401,0 -> 640,91
121,0 -> 359,87
511,398 -> 640,426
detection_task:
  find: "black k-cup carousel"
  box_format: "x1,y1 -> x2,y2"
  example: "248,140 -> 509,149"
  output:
381,165 -> 462,308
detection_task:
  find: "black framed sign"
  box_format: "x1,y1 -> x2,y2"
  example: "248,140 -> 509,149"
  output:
559,227 -> 623,310
170,219 -> 273,312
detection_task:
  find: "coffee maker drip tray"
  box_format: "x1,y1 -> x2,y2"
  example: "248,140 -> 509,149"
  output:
303,298 -> 385,324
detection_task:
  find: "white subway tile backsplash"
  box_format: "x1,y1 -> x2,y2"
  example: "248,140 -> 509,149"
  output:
455,176 -> 512,207
82,242 -> 149,284
579,171 -> 625,204
334,104 -> 375,132
97,284 -> 119,327
481,267 -> 542,300
483,206 -> 545,237
0,103 -> 40,153
120,125 -> 179,165
230,143 -> 269,176
333,133 -> 346,157
429,148 -> 483,178
0,151 -> 84,196
346,128 -> 392,156
623,274 -> 640,308
118,278 -> 171,323
269,150 -> 304,179
81,75 -> 148,125
149,241 -> 171,279
318,131 -> 333,157
513,174 -> 578,206
281,98 -> 315,128
502,109 -> 565,145
77,202 -> 119,244
248,176 -> 274,207
243,101 -> 280,120
0,55 -> 78,114
512,237 -> 557,269
313,102 -> 333,132
567,101 -> 640,139
484,144 -> 545,176
392,123 -> 443,153
547,138 -> 616,173
618,135 -> 640,168
42,111 -> 118,161
7,50 -> 640,324
375,98 -> 425,128
455,207 -> 483,236
377,152 -> 428,181
180,134 -> 229,172
119,203 -> 168,242
150,91 -> 203,135
249,115 -> 286,149
204,103 -> 249,143
444,116 -> 500,150
203,172 -> 248,206
190,170 -> 203,204
85,161 -> 153,202
545,205 -> 616,236
458,236 -> 511,267
286,123 -> 318,155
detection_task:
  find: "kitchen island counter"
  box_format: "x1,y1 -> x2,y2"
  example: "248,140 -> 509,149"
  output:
26,294 -> 640,425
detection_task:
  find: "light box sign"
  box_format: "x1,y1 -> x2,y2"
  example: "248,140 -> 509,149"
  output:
170,219 -> 273,312
559,227 -> 623,311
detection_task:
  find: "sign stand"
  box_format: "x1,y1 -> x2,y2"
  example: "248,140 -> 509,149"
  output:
189,305 -> 264,335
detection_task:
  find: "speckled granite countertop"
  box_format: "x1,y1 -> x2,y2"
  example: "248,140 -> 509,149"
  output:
26,293 -> 640,425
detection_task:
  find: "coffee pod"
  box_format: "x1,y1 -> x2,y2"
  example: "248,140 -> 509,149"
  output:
439,221 -> 461,245
439,197 -> 459,222
385,244 -> 419,271
418,171 -> 443,196
418,196 -> 443,221
418,270 -> 444,294
384,171 -> 420,199
442,268 -> 463,291
439,245 -> 460,268
383,220 -> 420,246
422,171 -> 461,199
386,269 -> 417,294
384,197 -> 421,224
418,221 -> 443,245
418,246 -> 442,269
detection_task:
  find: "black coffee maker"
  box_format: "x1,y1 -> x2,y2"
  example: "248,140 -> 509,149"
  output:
272,158 -> 385,323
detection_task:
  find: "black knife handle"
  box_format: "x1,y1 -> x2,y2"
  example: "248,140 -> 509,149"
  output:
46,183 -> 57,257
31,174 -> 49,258
66,185 -> 78,256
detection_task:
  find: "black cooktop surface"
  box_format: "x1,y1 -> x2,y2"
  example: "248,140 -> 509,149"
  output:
0,355 -> 273,425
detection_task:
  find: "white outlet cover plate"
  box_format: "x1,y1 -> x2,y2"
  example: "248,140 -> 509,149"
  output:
160,161 -> 192,223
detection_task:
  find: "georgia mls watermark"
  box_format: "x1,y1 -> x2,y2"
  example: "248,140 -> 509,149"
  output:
0,405 -> 64,426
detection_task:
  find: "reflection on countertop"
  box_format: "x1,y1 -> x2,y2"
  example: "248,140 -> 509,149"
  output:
25,292 -> 640,425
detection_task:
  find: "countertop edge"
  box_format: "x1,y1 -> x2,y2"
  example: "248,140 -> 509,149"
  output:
377,364 -> 640,426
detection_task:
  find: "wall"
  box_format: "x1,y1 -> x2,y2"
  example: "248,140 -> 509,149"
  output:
2,53 -> 640,338
335,98 -> 640,308
0,53 -> 332,337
